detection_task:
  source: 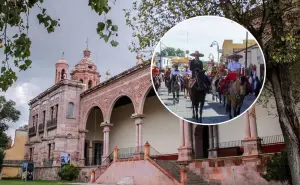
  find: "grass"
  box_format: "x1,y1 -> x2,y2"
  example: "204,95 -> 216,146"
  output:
0,180 -> 72,185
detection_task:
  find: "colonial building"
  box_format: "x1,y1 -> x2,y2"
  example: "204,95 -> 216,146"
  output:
25,47 -> 284,185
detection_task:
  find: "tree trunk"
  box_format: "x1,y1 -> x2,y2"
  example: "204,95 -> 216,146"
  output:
268,65 -> 300,185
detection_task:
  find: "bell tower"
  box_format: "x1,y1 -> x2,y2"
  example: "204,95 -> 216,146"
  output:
55,52 -> 69,84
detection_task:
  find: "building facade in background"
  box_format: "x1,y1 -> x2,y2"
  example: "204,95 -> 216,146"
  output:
24,47 -> 284,184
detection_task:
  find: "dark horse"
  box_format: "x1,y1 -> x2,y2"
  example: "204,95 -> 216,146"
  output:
153,75 -> 161,92
189,69 -> 211,123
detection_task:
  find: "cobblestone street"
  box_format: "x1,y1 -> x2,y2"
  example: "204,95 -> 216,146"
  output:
157,83 -> 256,124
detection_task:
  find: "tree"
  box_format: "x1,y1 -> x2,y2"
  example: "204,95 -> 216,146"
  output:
158,47 -> 185,57
0,95 -> 20,176
0,0 -> 118,92
175,48 -> 185,57
261,150 -> 292,185
124,1 -> 300,184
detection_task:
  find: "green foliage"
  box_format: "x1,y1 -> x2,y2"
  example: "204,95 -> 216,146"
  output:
159,47 -> 185,57
261,150 -> 292,185
0,0 -> 118,92
57,164 -> 80,181
0,148 -> 6,172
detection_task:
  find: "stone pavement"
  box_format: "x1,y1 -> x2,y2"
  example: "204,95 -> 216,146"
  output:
157,83 -> 256,124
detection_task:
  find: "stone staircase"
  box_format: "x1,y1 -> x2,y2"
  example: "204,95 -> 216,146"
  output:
153,159 -> 220,185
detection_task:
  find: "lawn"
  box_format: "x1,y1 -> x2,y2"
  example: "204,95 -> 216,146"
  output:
0,180 -> 73,185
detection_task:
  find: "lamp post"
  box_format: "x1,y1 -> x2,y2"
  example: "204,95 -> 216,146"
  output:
210,41 -> 220,64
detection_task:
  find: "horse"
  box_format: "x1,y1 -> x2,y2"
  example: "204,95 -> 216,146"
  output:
153,75 -> 161,92
164,75 -> 171,95
211,73 -> 219,102
183,74 -> 191,99
225,76 -> 248,119
171,74 -> 181,104
189,69 -> 210,123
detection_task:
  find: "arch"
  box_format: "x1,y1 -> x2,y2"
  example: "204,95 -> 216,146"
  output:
106,94 -> 136,122
61,69 -> 66,80
138,83 -> 154,114
67,102 -> 74,117
80,79 -> 84,83
82,104 -> 104,130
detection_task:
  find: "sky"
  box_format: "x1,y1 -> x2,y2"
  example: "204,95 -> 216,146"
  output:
0,0 -> 136,139
156,16 -> 256,61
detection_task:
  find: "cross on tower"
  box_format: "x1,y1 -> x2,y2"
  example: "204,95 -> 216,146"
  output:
86,38 -> 89,48
62,52 -> 65,58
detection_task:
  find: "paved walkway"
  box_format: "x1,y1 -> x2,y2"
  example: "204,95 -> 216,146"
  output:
157,83 -> 256,124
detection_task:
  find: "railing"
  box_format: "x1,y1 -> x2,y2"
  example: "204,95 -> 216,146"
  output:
47,118 -> 57,130
94,151 -> 114,182
261,134 -> 284,145
38,122 -> 44,133
28,127 -> 36,136
218,140 -> 242,148
149,146 -> 181,183
117,146 -> 144,159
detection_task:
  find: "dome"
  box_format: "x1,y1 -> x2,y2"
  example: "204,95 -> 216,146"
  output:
56,58 -> 68,64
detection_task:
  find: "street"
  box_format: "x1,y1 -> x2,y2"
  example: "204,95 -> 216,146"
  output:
157,83 -> 256,124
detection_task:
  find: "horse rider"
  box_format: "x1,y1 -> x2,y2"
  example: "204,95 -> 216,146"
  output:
182,64 -> 192,76
152,64 -> 160,76
189,51 -> 204,78
165,66 -> 172,93
170,63 -> 181,100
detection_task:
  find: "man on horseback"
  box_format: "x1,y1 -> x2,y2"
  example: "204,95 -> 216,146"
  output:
165,66 -> 172,94
152,64 -> 161,91
170,63 -> 181,103
182,65 -> 192,98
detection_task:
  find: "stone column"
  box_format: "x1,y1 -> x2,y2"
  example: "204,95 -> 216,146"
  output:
213,125 -> 219,148
131,114 -> 145,154
177,121 -> 193,164
244,110 -> 251,139
100,122 -> 113,164
208,126 -> 218,158
249,107 -> 258,138
78,130 -> 87,167
242,106 -> 262,156
180,119 -> 185,147
208,126 -> 214,149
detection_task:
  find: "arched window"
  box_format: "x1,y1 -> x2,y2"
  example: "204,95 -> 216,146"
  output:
79,79 -> 83,83
61,69 -> 66,80
88,80 -> 92,89
67,102 -> 74,118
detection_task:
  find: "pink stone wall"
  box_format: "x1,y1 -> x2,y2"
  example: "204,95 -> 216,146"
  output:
96,160 -> 179,185
188,155 -> 286,185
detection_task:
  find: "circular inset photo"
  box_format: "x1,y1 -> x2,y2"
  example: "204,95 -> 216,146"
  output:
151,16 -> 266,125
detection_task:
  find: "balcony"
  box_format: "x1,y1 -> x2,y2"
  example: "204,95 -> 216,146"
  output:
47,118 -> 57,130
38,123 -> 44,133
28,127 -> 36,137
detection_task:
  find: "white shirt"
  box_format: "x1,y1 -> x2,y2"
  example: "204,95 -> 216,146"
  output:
228,61 -> 241,72
182,69 -> 192,76
170,69 -> 181,78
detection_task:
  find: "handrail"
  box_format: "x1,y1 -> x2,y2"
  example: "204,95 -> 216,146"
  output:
93,151 -> 114,182
149,146 -> 181,182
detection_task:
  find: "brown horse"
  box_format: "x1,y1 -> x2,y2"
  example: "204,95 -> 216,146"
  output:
153,75 -> 161,92
225,76 -> 247,119
183,74 -> 191,99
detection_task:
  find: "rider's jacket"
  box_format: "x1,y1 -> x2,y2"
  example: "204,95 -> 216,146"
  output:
189,59 -> 203,78
152,68 -> 160,76
170,69 -> 181,81
182,69 -> 192,76
228,61 -> 241,73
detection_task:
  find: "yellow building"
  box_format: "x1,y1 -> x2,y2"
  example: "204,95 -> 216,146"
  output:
171,57 -> 190,70
1,129 -> 28,179
220,40 -> 256,63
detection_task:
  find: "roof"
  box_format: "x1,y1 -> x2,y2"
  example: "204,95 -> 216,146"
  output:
171,57 -> 189,63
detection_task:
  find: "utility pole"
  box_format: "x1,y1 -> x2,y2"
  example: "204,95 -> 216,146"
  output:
245,31 -> 248,75
160,41 -> 162,70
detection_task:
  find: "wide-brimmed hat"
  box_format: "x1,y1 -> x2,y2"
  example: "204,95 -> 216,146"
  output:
152,62 -> 157,67
173,63 -> 179,67
184,64 -> 189,68
229,54 -> 243,60
190,51 -> 204,57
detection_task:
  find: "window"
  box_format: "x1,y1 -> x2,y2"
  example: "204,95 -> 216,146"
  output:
48,144 -> 51,159
51,107 -> 54,120
88,80 -> 92,89
29,148 -> 33,161
43,111 -> 46,123
61,69 -> 66,80
79,79 -> 83,83
55,104 -> 58,119
35,115 -> 38,127
67,102 -> 74,118
32,116 -> 35,127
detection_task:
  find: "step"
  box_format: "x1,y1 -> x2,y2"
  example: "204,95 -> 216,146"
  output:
116,176 -> 134,185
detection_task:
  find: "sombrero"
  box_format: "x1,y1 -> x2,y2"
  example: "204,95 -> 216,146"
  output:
190,51 -> 204,57
229,54 -> 243,60
152,62 -> 157,67
184,64 -> 189,68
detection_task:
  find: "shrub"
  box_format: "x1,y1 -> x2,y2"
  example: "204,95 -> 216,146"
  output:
57,164 -> 80,181
261,150 -> 292,185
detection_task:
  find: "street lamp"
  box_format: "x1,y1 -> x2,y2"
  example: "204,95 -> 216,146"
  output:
210,41 -> 220,64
